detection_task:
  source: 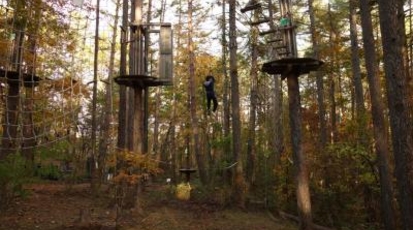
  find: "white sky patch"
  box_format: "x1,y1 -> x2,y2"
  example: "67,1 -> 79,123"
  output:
71,0 -> 84,7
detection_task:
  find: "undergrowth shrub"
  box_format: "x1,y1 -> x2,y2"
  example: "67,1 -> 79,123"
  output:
35,163 -> 62,180
0,154 -> 31,210
107,150 -> 163,209
311,142 -> 380,229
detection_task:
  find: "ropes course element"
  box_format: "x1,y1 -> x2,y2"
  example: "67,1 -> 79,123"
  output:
0,0 -> 96,157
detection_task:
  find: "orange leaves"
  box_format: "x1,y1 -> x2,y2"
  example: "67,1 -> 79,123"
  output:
111,170 -> 142,185
66,41 -> 76,53
52,76 -> 89,97
108,150 -> 163,186
0,40 -> 12,66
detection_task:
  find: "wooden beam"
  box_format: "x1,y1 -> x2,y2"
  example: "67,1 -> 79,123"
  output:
241,3 -> 261,13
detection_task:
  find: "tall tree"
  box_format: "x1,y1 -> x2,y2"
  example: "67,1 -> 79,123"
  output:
117,0 -> 129,151
161,0 -> 184,183
359,0 -> 396,229
229,0 -> 246,207
131,0 -> 145,154
327,3 -> 338,143
221,0 -> 232,181
22,0 -> 42,163
377,0 -> 413,229
286,73 -> 313,230
90,0 -> 101,193
349,0 -> 367,145
150,0 -> 159,156
98,0 -> 121,183
0,0 -> 26,159
246,11 -> 259,185
188,0 -> 208,184
267,0 -> 284,166
308,0 -> 327,149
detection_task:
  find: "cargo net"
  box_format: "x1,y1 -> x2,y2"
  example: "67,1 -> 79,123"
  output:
0,0 -> 96,155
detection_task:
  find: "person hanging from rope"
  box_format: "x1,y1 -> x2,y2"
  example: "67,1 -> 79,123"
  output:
203,75 -> 218,113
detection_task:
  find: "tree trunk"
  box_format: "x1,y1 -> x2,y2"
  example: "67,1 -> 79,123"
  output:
130,0 -> 145,155
308,0 -> 327,149
150,0 -> 161,156
1,0 -> 26,159
286,73 -> 313,230
327,4 -> 337,143
188,0 -> 208,184
265,0 -> 284,169
22,1 -> 42,162
22,86 -> 36,162
359,1 -> 396,229
349,0 -> 365,117
221,0 -> 232,185
90,0 -> 101,193
408,1 -> 413,108
377,1 -> 413,229
349,0 -> 367,146
3,82 -> 20,156
246,14 -> 259,186
165,0 -> 183,183
229,0 -> 246,208
98,0 -> 120,182
133,89 -> 144,153
117,0 -> 129,151
22,32 -> 39,163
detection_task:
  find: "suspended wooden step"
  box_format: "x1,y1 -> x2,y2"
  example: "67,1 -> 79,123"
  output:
115,74 -> 171,87
259,29 -> 277,36
250,18 -> 270,26
279,25 -> 296,30
241,1 -> 261,13
275,45 -> 287,49
267,38 -> 283,43
261,24 -> 296,36
277,51 -> 289,56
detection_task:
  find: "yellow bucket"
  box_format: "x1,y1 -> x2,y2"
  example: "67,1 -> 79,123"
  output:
176,183 -> 192,201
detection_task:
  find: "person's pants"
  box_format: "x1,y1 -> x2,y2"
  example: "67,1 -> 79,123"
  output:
207,95 -> 218,112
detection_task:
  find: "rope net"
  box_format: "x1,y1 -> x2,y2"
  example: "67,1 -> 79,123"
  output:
0,0 -> 98,157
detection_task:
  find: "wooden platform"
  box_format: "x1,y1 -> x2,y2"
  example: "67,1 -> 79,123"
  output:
262,57 -> 323,76
0,69 -> 41,87
179,168 -> 197,182
115,74 -> 172,87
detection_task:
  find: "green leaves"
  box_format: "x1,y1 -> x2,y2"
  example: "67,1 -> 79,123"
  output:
0,153 -> 32,210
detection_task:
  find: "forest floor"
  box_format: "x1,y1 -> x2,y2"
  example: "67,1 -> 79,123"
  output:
0,181 -> 298,230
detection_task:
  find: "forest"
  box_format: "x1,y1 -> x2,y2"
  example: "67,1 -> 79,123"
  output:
0,0 -> 412,230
